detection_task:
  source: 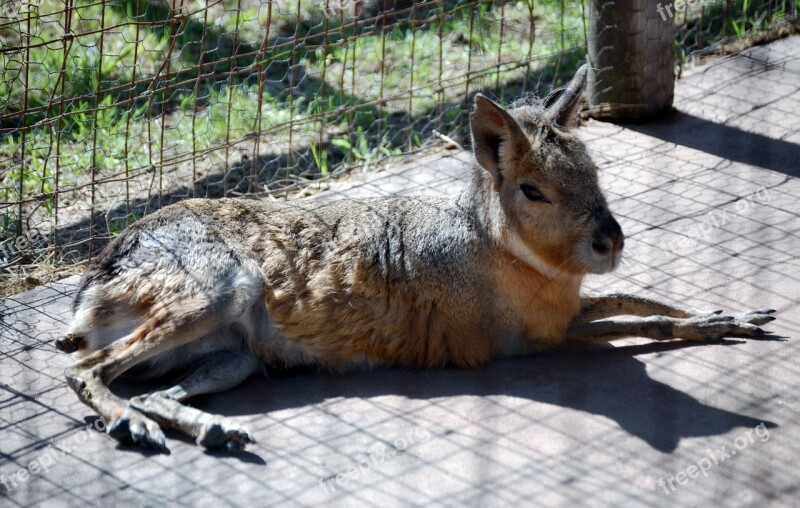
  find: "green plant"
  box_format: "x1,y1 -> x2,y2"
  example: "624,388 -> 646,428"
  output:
331,127 -> 403,169
331,126 -> 371,162
730,0 -> 751,36
310,143 -> 329,177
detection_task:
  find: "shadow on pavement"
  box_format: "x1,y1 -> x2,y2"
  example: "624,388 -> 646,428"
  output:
105,339 -> 780,457
621,111 -> 800,177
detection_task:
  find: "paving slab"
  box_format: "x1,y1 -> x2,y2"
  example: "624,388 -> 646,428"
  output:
2,36 -> 800,507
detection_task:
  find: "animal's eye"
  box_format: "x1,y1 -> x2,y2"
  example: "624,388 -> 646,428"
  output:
520,184 -> 549,203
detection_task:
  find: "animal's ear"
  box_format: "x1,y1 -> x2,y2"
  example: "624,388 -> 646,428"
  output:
470,94 -> 528,174
545,63 -> 588,128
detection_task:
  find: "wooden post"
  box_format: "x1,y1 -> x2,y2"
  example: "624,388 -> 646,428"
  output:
587,0 -> 675,120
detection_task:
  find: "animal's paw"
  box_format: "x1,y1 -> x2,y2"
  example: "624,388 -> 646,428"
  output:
108,408 -> 168,452
738,309 -> 777,326
64,369 -> 87,401
197,419 -> 256,452
677,309 -> 776,342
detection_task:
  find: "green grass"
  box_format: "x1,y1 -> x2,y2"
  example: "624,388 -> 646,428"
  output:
315,0 -> 586,114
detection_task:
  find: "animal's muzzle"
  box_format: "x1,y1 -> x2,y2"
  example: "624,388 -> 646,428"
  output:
591,210 -> 624,256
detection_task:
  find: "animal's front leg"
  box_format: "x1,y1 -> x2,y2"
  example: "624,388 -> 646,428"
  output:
574,291 -> 775,325
575,291 -> 716,323
565,310 -> 776,347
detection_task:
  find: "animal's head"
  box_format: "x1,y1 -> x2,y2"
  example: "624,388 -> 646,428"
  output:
470,64 -> 623,276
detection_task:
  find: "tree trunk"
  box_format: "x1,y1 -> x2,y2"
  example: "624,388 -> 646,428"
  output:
587,0 -> 675,120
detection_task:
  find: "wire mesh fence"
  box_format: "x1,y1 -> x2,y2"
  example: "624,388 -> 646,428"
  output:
0,0 -> 797,295
674,0 -> 799,65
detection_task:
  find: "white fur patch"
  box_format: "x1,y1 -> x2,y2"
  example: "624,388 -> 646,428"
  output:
505,231 -> 565,279
65,285 -> 99,337
67,285 -> 144,356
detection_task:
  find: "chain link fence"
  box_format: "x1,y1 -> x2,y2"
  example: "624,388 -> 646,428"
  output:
0,0 -> 797,295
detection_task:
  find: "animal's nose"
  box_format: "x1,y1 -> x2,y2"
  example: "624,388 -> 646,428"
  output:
592,210 -> 624,255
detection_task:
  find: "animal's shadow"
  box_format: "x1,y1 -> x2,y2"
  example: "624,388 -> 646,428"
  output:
116,339 -> 780,455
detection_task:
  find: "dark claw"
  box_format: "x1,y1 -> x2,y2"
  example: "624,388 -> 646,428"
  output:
108,414 -> 134,443
64,369 -> 86,396
198,422 -> 255,452
109,412 -> 168,452
227,440 -> 248,453
55,334 -> 85,353
131,426 -> 168,452
198,423 -> 228,449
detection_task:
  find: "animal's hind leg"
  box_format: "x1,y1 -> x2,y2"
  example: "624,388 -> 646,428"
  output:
129,350 -> 261,451
66,292 -> 257,451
